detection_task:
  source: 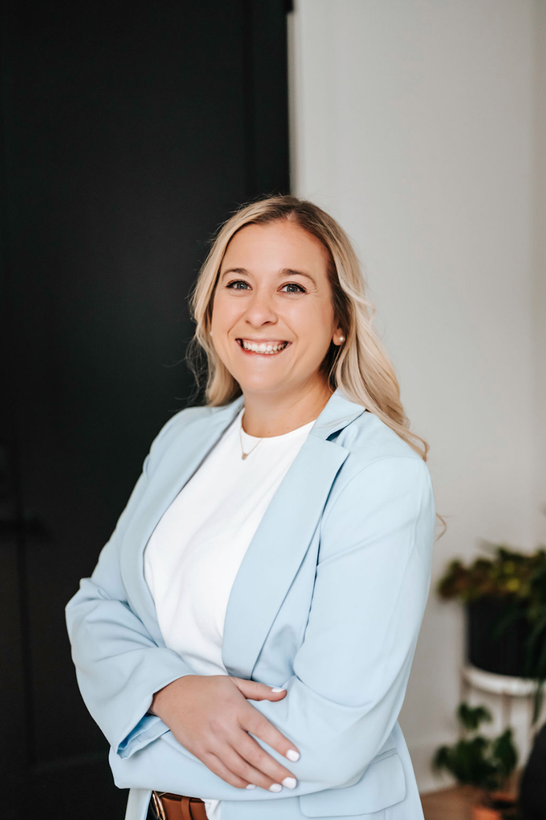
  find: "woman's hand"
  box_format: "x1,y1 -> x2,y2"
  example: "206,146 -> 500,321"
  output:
149,675 -> 300,792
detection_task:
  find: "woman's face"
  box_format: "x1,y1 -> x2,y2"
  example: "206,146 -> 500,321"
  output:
210,219 -> 343,400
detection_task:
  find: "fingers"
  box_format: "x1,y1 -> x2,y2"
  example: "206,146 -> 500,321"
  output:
199,731 -> 296,792
159,675 -> 300,793
200,751 -> 253,790
229,732 -> 298,792
231,677 -> 287,702
241,701 -> 300,766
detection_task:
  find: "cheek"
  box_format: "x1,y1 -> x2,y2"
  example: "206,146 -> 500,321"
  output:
290,302 -> 334,341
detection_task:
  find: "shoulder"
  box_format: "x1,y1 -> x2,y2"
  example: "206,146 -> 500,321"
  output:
334,408 -> 428,474
321,410 -> 434,528
145,403 -> 214,466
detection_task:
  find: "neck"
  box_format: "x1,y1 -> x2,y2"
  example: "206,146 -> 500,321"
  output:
240,381 -> 334,438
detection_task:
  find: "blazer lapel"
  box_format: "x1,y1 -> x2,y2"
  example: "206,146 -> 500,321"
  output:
120,388 -> 366,672
221,434 -> 349,679
221,390 -> 367,680
120,396 -> 244,644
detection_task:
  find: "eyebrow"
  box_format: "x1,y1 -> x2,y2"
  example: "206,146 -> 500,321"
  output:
220,267 -> 317,286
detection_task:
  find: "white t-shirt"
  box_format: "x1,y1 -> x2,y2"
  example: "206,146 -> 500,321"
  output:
144,406 -> 316,820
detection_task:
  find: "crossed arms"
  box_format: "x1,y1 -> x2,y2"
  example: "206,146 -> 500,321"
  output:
65,417 -> 435,800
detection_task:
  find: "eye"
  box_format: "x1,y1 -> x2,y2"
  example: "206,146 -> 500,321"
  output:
226,280 -> 250,290
281,283 -> 306,294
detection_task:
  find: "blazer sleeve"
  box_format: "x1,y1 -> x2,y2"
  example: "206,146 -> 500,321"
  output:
65,410 -> 202,758
104,454 -> 436,801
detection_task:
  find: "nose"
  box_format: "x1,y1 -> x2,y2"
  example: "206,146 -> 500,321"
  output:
243,287 -> 278,327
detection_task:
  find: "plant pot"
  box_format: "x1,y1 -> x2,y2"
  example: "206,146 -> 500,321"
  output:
470,791 -> 518,820
466,597 -> 531,677
471,807 -> 500,820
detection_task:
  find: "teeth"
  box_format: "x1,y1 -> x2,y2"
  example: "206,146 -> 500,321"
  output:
240,340 -> 288,354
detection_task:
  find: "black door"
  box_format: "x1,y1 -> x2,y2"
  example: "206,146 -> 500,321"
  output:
0,2 -> 290,817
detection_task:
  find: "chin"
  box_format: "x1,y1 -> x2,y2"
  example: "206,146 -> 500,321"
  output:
236,378 -> 288,395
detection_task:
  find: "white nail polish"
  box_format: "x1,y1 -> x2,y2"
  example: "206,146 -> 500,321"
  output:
269,783 -> 282,792
286,749 -> 300,762
245,784 -> 257,790
271,687 -> 285,692
282,777 -> 297,789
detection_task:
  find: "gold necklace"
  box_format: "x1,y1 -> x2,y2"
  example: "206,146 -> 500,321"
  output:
239,421 -> 263,460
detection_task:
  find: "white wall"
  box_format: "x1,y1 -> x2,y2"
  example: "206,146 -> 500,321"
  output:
533,1 -> 546,563
289,0 -> 546,794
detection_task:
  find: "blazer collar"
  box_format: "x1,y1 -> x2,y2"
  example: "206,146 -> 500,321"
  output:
209,385 -> 366,441
121,387 -> 366,679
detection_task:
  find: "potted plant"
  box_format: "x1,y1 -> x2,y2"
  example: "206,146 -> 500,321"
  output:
437,542 -> 546,724
432,702 -> 519,819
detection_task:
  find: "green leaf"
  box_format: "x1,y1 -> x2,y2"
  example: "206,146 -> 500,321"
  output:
491,728 -> 518,777
457,702 -> 493,731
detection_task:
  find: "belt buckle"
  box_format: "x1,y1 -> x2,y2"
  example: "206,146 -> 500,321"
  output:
151,791 -> 167,820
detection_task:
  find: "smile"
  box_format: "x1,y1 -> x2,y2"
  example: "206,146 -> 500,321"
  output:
236,339 -> 290,355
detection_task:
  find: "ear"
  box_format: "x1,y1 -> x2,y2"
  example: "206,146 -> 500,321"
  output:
332,327 -> 345,346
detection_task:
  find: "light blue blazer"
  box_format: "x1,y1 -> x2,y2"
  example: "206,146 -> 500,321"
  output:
65,387 -> 436,820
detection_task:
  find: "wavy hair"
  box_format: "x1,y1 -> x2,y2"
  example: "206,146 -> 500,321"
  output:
186,195 -> 446,537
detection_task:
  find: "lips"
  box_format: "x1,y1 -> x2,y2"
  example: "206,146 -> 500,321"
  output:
236,339 -> 291,355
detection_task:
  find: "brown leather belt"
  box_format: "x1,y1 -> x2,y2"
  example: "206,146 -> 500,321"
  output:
151,790 -> 209,820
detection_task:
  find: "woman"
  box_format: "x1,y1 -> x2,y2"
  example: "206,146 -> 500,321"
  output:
66,195 -> 443,820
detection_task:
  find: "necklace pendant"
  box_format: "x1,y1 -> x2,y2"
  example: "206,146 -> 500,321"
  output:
241,452 -> 248,460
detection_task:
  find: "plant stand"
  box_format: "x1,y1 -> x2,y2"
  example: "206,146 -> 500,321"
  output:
460,663 -> 542,763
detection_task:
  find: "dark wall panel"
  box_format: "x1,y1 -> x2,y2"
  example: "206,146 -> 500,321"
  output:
0,1 -> 290,816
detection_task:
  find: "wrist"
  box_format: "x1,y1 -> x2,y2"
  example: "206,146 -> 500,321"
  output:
150,674 -> 196,718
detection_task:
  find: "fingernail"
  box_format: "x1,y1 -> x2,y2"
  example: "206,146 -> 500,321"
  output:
271,687 -> 285,692
269,783 -> 282,792
245,784 -> 257,790
282,777 -> 297,789
286,749 -> 300,762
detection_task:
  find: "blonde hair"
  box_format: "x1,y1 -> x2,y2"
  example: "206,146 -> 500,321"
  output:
186,195 -> 446,537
